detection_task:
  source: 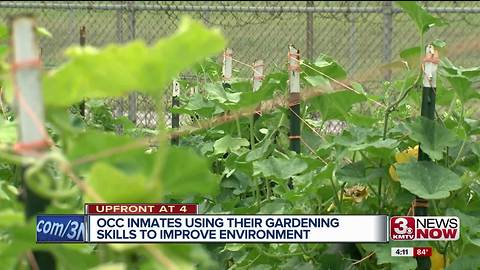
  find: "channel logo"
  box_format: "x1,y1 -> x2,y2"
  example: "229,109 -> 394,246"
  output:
390,216 -> 460,241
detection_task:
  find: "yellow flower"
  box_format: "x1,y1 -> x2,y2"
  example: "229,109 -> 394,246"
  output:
389,165 -> 400,182
395,145 -> 419,163
389,145 -> 419,181
431,248 -> 447,270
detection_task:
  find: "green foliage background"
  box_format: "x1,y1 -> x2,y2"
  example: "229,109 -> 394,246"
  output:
0,2 -> 479,270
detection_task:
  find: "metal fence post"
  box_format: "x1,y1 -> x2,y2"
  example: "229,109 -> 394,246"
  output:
127,1 -> 137,124
383,1 -> 393,81
306,1 -> 314,60
349,12 -> 357,73
115,2 -> 125,119
79,26 -> 86,117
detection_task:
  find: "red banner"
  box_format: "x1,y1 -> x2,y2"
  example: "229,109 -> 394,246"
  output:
85,203 -> 198,215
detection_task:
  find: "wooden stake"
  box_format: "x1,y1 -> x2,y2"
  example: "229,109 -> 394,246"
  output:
415,44 -> 439,270
171,80 -> 180,145
287,45 -> 301,189
288,45 -> 301,154
189,86 -> 199,122
222,48 -> 233,89
11,15 -> 56,269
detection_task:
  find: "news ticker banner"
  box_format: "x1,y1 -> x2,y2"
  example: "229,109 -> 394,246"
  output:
36,203 -> 460,243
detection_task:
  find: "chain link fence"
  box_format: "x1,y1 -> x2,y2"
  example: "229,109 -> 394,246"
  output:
1,1 -> 479,130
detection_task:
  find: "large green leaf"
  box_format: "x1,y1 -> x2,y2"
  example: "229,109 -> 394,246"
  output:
86,162 -> 161,202
395,1 -> 447,34
245,138 -> 273,162
362,242 -> 417,270
253,157 -> 308,179
346,114 -> 378,128
309,90 -> 367,120
205,83 -> 241,105
67,130 -> 151,174
336,161 -> 386,184
0,120 -> 17,147
0,24 -> 7,40
400,47 -> 422,69
436,77 -> 456,106
162,147 -> 219,196
192,57 -> 222,81
302,54 -> 347,80
445,75 -> 480,102
348,138 -> 399,158
0,221 -> 37,270
446,208 -> 480,247
52,245 -> 100,270
403,117 -> 458,160
43,17 -> 225,106
213,135 -> 249,155
171,93 -> 216,116
441,58 -> 480,79
0,209 -> 23,227
302,74 -> 331,89
86,146 -> 219,202
445,256 -> 480,270
226,77 -> 279,110
396,161 -> 462,199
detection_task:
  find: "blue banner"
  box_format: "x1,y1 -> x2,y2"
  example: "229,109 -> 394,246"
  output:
36,215 -> 86,243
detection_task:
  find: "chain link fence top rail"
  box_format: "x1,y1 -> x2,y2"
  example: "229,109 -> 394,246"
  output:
1,1 -> 479,129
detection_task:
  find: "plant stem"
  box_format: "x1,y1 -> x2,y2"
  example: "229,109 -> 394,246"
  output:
367,184 -> 379,198
254,176 -> 261,205
337,182 -> 347,213
431,200 -> 440,216
266,112 -> 285,141
376,159 -> 385,213
327,175 -> 340,211
443,242 -> 450,267
249,116 -> 255,149
236,119 -> 242,137
382,87 -> 414,140
449,139 -> 466,168
265,178 -> 271,200
300,244 -> 319,264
